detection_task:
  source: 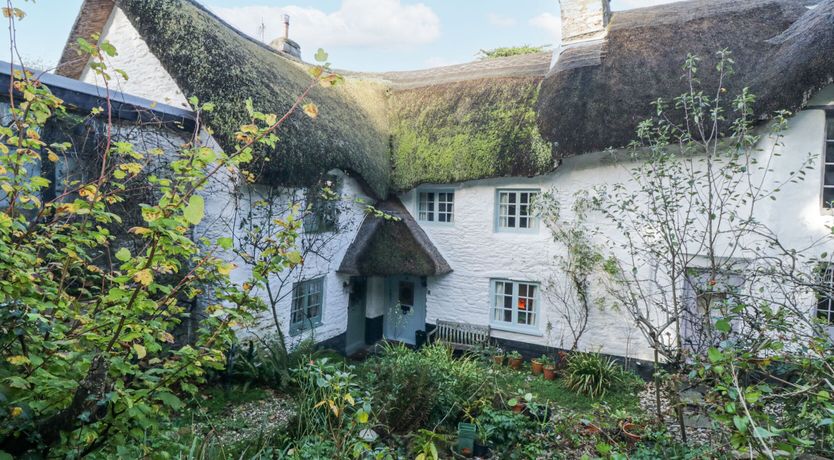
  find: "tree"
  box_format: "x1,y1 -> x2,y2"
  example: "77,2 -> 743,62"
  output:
477,45 -> 549,60
0,4 -> 343,455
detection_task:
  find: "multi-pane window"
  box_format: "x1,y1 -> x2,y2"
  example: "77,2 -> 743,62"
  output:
816,265 -> 834,325
496,190 -> 538,231
290,277 -> 324,335
491,279 -> 539,329
304,175 -> 340,233
418,190 -> 454,223
824,114 -> 834,209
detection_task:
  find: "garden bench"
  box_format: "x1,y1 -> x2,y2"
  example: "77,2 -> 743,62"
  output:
427,320 -> 491,351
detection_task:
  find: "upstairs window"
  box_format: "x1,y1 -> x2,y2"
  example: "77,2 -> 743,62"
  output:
496,189 -> 539,231
824,114 -> 834,209
290,277 -> 325,335
304,174 -> 340,234
817,265 -> 834,325
418,190 -> 454,223
491,279 -> 539,331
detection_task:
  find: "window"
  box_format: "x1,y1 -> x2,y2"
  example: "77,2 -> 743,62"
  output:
491,279 -> 539,331
290,277 -> 324,335
496,190 -> 538,231
418,190 -> 454,223
816,265 -> 834,325
304,175 -> 340,233
823,114 -> 834,209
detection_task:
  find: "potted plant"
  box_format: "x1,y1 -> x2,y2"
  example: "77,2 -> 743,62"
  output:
531,354 -> 546,376
620,420 -> 643,443
542,355 -> 557,380
508,389 -> 533,414
507,350 -> 523,370
473,429 -> 490,458
491,345 -> 505,366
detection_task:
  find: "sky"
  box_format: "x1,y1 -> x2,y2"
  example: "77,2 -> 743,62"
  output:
1,0 -> 677,73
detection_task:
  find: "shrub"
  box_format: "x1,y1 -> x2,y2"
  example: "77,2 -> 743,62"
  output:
564,353 -> 623,399
363,343 -> 494,434
227,336 -> 316,387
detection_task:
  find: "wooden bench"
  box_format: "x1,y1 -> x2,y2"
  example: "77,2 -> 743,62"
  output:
427,320 -> 491,351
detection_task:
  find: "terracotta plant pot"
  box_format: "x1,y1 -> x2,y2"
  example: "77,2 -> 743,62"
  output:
577,422 -> 602,436
512,402 -> 526,414
508,357 -> 523,370
543,365 -> 556,380
531,360 -> 543,375
621,422 -> 643,443
492,355 -> 504,366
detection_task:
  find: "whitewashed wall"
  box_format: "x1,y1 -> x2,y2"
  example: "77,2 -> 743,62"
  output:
401,100 -> 834,362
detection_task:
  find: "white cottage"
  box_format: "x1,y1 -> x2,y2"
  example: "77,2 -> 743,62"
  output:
56,0 -> 834,365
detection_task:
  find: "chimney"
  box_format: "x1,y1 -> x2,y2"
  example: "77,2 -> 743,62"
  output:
270,14 -> 301,59
559,0 -> 611,46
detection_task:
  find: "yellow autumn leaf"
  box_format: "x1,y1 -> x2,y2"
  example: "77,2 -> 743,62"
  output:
134,269 -> 153,286
47,151 -> 59,162
303,102 -> 319,119
218,262 -> 237,276
7,355 -> 30,366
345,393 -> 355,406
128,226 -> 152,235
132,343 -> 147,359
159,331 -> 175,344
10,407 -> 22,418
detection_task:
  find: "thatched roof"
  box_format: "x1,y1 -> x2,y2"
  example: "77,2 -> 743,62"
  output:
538,0 -> 834,156
58,0 -> 834,193
338,199 -> 452,277
384,53 -> 554,191
87,0 -> 391,197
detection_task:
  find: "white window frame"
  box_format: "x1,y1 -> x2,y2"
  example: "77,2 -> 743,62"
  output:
489,279 -> 541,335
417,189 -> 454,224
822,112 -> 834,212
495,189 -> 539,232
290,277 -> 325,335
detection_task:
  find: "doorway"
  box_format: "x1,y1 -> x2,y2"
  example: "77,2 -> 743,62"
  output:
383,275 -> 426,345
345,278 -> 367,356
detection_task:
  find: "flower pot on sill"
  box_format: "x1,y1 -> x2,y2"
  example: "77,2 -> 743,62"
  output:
531,360 -> 543,375
508,357 -> 523,370
492,355 -> 504,366
543,365 -> 556,380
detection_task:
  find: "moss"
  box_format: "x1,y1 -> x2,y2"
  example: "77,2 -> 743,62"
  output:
117,0 -> 390,197
356,220 -> 436,276
389,77 -> 554,191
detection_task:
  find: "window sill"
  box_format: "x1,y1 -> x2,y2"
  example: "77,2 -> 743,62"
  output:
290,321 -> 322,337
490,323 -> 542,337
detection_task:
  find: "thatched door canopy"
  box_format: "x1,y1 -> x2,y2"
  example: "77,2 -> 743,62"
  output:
338,199 -> 452,277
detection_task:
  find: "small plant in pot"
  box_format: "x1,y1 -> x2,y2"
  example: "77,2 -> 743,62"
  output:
531,354 -> 546,376
540,355 -> 556,380
508,389 -> 534,414
507,350 -> 523,370
491,345 -> 505,366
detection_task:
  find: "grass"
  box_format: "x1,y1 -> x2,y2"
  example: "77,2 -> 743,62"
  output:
493,361 -> 643,413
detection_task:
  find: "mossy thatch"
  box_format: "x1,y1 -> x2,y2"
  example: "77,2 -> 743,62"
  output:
339,199 -> 452,277
116,0 -> 391,197
538,0 -> 834,157
389,77 -> 554,191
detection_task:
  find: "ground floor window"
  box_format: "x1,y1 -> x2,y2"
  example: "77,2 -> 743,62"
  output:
291,277 -> 324,335
491,279 -> 539,330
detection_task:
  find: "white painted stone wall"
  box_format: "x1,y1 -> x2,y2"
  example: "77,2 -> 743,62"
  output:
400,100 -> 834,362
559,0 -> 611,45
80,7 -> 189,109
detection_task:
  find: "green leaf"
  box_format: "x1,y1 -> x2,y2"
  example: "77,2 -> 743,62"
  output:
115,247 -> 131,262
184,195 -> 205,225
733,415 -> 749,433
355,410 -> 369,424
753,426 -> 775,438
714,319 -> 731,333
217,237 -> 233,250
0,450 -> 14,460
707,347 -> 723,363
314,48 -> 329,63
156,392 -> 183,410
